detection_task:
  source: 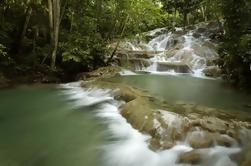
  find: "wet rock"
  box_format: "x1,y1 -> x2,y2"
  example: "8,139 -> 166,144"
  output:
135,71 -> 151,74
202,41 -> 217,50
178,150 -> 203,164
84,77 -> 251,153
164,48 -> 180,58
186,25 -> 197,31
78,66 -> 122,81
121,97 -> 156,132
241,150 -> 251,166
196,27 -> 207,33
115,50 -> 159,60
237,128 -> 251,145
216,134 -> 237,147
203,66 -> 222,77
192,32 -> 201,38
156,62 -> 193,73
149,138 -> 161,151
186,130 -> 214,148
160,140 -> 175,150
173,30 -> 186,36
207,21 -> 220,31
201,117 -> 228,133
193,45 -> 218,59
127,58 -> 151,70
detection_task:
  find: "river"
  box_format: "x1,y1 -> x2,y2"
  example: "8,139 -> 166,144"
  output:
0,74 -> 250,166
0,84 -> 105,166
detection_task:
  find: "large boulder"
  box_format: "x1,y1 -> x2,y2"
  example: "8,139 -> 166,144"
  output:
186,130 -> 214,148
156,62 -> 193,73
203,66 -> 222,77
178,150 -> 204,164
81,68 -> 251,157
77,66 -> 122,81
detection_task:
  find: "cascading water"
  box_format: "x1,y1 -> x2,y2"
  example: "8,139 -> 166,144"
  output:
60,82 -> 245,166
145,30 -> 213,76
118,24 -> 219,77
148,33 -> 172,51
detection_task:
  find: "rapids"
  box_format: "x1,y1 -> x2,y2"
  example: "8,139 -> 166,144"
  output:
1,82 -> 249,166
62,82 -> 245,166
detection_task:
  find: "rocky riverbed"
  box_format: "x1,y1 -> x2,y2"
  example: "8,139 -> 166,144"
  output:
80,66 -> 251,166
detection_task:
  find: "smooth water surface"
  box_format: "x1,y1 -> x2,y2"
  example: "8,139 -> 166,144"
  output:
0,85 -> 105,166
109,74 -> 251,112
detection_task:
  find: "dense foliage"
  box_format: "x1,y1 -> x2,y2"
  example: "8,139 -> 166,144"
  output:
218,0 -> 251,88
0,0 -> 165,74
0,0 -> 250,88
160,0 -> 251,89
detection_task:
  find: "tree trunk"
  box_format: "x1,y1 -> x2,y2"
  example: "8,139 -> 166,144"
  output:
41,0 -> 54,65
17,0 -> 33,59
201,6 -> 207,22
183,12 -> 187,29
172,8 -> 176,29
20,6 -> 32,44
48,0 -> 54,46
59,0 -> 68,24
69,12 -> 73,32
42,0 -> 62,67
95,0 -> 102,32
50,0 -> 60,69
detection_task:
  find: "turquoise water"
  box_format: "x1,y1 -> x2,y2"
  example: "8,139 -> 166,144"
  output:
0,85 -> 105,166
109,74 -> 251,112
0,75 -> 251,166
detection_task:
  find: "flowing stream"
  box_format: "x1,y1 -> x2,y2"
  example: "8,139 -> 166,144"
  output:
0,76 -> 250,166
118,23 -> 219,77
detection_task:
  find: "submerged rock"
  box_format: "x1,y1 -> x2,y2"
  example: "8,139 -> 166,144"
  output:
178,150 -> 204,164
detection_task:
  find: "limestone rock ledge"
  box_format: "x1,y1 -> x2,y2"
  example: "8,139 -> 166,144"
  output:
80,66 -> 251,166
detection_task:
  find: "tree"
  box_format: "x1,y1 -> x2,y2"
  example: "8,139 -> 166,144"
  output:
218,0 -> 251,88
48,0 -> 60,69
161,0 -> 201,27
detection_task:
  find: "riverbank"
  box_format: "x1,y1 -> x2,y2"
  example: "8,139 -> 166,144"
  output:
0,65 -> 98,88
1,65 -> 251,166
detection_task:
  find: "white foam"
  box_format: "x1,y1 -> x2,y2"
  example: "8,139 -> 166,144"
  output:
61,83 -> 241,166
119,70 -> 137,76
119,27 -> 220,79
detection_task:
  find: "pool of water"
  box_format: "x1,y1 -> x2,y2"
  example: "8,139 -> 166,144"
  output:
0,75 -> 250,166
0,84 -> 105,166
109,74 -> 251,112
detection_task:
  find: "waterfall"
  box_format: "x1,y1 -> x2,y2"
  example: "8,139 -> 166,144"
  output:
148,33 -> 172,51
118,24 -> 219,78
